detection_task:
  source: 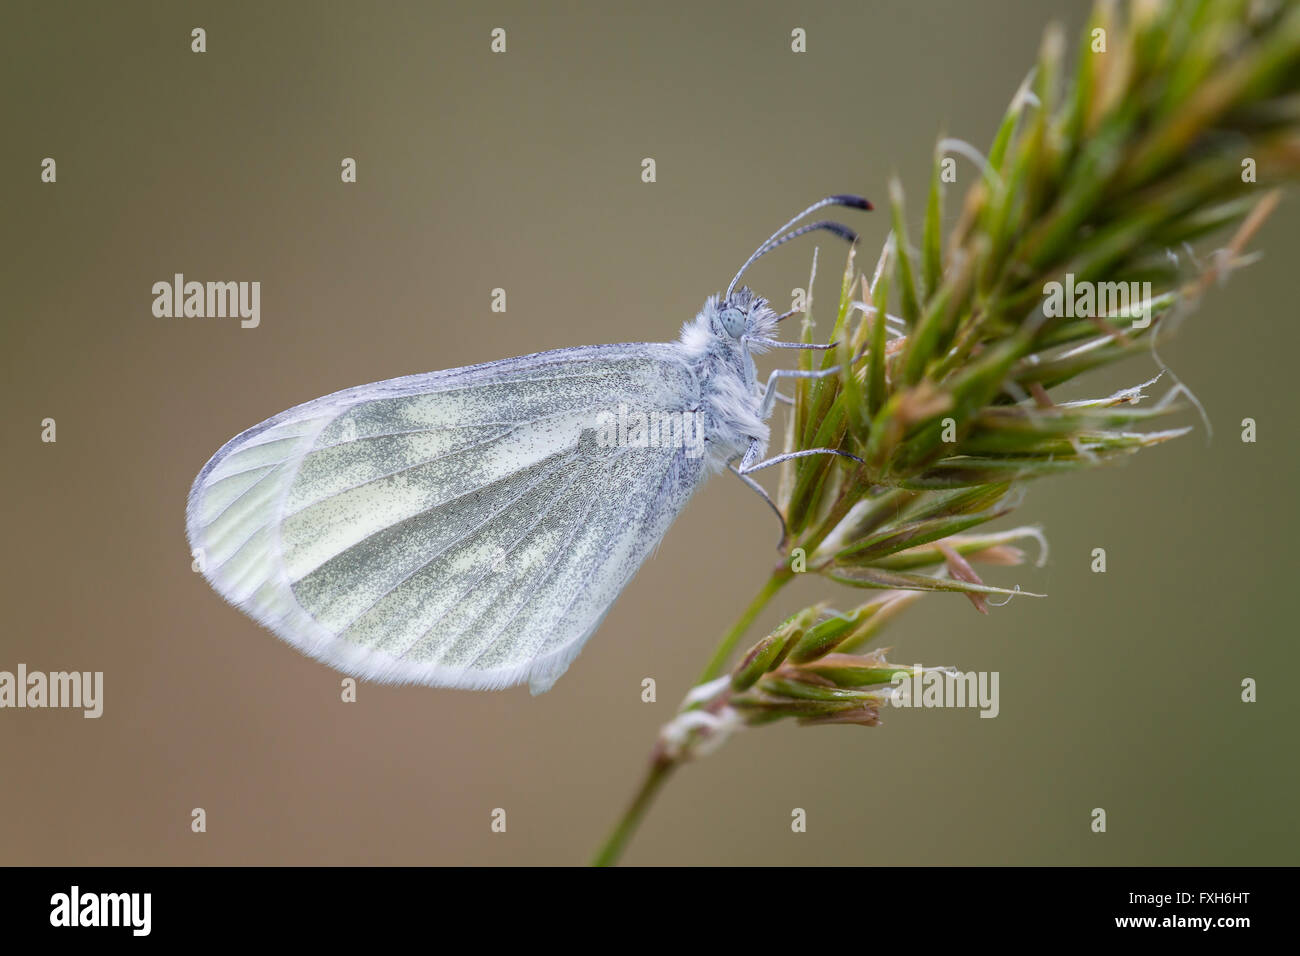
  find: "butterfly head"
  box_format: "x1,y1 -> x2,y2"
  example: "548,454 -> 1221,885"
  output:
680,195 -> 871,358
712,287 -> 779,343
692,288 -> 783,354
678,289 -> 778,358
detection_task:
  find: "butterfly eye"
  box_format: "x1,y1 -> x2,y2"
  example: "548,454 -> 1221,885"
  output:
718,307 -> 747,338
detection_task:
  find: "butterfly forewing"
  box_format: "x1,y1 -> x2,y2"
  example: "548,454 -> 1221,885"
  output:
187,344 -> 704,693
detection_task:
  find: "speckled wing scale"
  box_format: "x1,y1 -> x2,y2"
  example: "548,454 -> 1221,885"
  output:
186,344 -> 706,694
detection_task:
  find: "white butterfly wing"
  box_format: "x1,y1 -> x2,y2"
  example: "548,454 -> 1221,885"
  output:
187,344 -> 707,693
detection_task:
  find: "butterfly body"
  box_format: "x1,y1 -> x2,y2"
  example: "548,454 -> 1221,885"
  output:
677,288 -> 777,473
187,195 -> 870,694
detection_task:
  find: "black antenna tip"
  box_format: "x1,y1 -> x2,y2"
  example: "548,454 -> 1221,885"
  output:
830,194 -> 874,211
820,221 -> 859,243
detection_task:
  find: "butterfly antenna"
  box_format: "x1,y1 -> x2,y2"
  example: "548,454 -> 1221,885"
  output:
762,220 -> 858,255
726,194 -> 872,299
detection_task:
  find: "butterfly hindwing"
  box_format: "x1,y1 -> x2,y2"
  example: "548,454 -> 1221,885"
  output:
187,344 -> 706,692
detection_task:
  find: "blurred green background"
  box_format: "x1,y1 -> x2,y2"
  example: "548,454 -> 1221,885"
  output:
2,0 -> 1296,865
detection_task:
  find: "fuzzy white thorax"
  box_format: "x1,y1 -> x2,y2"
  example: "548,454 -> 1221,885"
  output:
675,287 -> 778,472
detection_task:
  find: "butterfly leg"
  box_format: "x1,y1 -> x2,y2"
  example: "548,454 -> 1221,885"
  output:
731,438 -> 863,546
728,455 -> 788,546
759,384 -> 795,405
742,364 -> 864,545
758,364 -> 843,418
739,446 -> 864,476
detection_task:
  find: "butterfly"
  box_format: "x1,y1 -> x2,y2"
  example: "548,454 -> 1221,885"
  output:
186,195 -> 872,694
